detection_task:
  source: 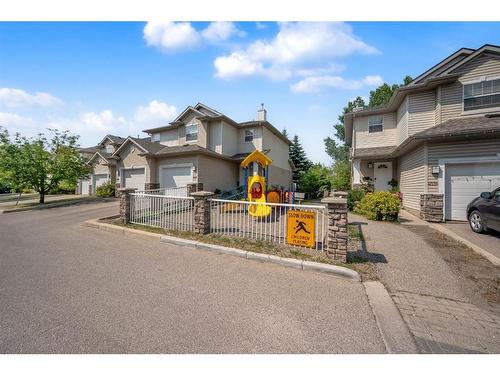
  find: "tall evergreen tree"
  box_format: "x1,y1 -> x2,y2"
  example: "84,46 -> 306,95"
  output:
282,128 -> 289,140
290,134 -> 312,182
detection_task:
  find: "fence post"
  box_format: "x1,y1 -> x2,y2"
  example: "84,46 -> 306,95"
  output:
117,188 -> 137,224
321,196 -> 348,263
191,191 -> 214,234
187,183 -> 203,195
144,182 -> 160,190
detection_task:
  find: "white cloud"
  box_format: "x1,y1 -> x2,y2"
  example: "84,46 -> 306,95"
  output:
144,21 -> 244,52
214,22 -> 379,80
0,112 -> 37,130
0,88 -> 63,108
143,21 -> 201,52
255,22 -> 269,30
201,22 -> 245,42
290,75 -> 384,94
134,100 -> 177,125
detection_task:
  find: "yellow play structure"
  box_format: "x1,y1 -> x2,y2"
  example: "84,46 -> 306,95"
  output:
240,150 -> 272,218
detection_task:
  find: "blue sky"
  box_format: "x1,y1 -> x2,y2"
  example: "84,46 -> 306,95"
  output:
1,21 -> 499,163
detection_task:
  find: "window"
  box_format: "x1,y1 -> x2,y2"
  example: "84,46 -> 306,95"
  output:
463,78 -> 500,111
152,133 -> 161,143
105,144 -> 114,153
244,129 -> 254,142
185,123 -> 198,142
368,115 -> 383,133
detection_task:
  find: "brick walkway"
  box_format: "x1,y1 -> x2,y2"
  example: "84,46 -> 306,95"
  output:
392,291 -> 500,353
349,211 -> 500,354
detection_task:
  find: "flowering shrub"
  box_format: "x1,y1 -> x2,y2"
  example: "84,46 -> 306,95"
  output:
354,191 -> 401,221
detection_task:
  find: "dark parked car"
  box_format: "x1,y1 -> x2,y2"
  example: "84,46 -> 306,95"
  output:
467,188 -> 500,233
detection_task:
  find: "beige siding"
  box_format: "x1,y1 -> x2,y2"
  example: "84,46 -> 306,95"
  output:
353,112 -> 398,148
454,53 -> 500,81
197,155 -> 238,192
208,121 -> 222,153
397,97 -> 408,144
427,139 -> 500,193
408,90 -> 436,135
440,81 -> 463,122
158,128 -> 180,146
261,127 -> 292,171
268,165 -> 293,190
221,120 -> 238,156
238,126 -> 263,153
399,144 -> 426,211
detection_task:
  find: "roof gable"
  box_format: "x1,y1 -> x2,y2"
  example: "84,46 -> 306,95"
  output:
111,136 -> 155,157
412,48 -> 474,85
441,44 -> 500,76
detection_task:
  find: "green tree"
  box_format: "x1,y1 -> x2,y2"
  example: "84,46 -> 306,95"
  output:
298,163 -> 334,199
368,75 -> 413,108
282,128 -> 289,140
289,134 -> 312,181
0,127 -> 90,204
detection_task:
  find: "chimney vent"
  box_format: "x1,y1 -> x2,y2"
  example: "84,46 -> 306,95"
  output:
257,103 -> 267,121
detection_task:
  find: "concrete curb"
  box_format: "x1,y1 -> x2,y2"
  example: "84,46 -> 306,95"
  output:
1,198 -> 116,214
84,219 -> 360,282
428,223 -> 500,267
363,281 -> 419,354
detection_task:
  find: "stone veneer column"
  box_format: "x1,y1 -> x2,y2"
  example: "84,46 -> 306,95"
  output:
420,194 -> 444,222
187,183 -> 203,196
321,196 -> 348,263
144,182 -> 160,190
117,188 -> 137,224
191,191 -> 214,234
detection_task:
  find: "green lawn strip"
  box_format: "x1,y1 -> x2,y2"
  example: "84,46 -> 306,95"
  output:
102,218 -> 367,272
347,223 -> 364,241
3,196 -> 106,209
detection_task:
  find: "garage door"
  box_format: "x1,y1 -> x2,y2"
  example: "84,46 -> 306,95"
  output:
445,162 -> 500,220
123,168 -> 145,190
161,166 -> 192,188
80,179 -> 90,195
93,174 -> 109,191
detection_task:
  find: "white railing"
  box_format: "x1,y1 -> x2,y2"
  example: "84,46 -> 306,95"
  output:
129,193 -> 195,231
210,199 -> 327,251
135,186 -> 188,197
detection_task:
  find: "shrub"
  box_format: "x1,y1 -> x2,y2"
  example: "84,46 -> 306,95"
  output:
354,191 -> 401,221
95,181 -> 116,198
49,179 -> 77,194
347,188 -> 365,211
298,163 -> 334,199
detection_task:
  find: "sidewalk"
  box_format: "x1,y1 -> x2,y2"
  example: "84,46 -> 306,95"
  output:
349,212 -> 500,353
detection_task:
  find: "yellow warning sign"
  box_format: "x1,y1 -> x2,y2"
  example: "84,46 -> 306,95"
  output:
287,210 -> 315,248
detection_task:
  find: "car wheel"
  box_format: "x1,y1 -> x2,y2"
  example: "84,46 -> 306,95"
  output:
469,210 -> 485,233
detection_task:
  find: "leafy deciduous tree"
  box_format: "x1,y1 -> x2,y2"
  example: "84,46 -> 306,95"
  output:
298,163 -> 334,199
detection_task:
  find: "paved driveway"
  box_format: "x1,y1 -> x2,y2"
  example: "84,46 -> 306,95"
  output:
0,202 -> 384,353
439,221 -> 500,260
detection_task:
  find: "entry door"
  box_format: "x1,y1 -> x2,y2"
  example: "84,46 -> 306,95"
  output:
81,179 -> 90,195
374,162 -> 392,191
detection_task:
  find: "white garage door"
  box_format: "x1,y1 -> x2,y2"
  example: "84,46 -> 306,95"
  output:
94,174 -> 109,190
445,162 -> 500,221
161,166 -> 192,188
123,168 -> 145,190
81,179 -> 90,195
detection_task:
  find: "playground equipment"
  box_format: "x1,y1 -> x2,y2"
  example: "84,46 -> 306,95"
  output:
247,175 -> 271,217
240,150 -> 272,218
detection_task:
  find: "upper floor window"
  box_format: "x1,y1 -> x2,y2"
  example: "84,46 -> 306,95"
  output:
105,144 -> 114,153
368,115 -> 383,133
185,123 -> 198,142
463,78 -> 500,112
244,129 -> 254,142
152,133 -> 161,143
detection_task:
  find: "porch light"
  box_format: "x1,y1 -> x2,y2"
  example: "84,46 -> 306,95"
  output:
432,166 -> 440,174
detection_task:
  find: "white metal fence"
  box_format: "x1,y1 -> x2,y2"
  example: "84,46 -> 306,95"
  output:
129,193 -> 195,231
135,186 -> 188,197
210,199 -> 327,251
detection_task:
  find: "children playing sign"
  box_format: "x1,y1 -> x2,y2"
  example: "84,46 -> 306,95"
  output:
287,210 -> 315,248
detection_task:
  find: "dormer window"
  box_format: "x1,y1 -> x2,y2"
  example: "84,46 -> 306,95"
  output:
185,123 -> 198,142
244,129 -> 254,142
463,78 -> 500,111
105,144 -> 114,153
368,115 -> 383,133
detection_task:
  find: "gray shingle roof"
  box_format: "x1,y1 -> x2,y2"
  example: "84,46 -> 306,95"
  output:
414,115 -> 500,138
106,134 -> 126,144
131,137 -> 166,154
354,146 -> 397,158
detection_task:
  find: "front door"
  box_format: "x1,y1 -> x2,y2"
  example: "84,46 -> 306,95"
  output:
374,162 -> 392,192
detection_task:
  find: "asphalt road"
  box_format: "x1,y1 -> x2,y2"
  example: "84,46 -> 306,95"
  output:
0,202 -> 385,353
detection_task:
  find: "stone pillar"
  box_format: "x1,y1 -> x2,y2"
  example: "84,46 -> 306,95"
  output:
187,182 -> 203,195
117,188 -> 137,224
321,196 -> 348,263
420,194 -> 444,222
191,191 -> 214,234
144,182 -> 160,190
